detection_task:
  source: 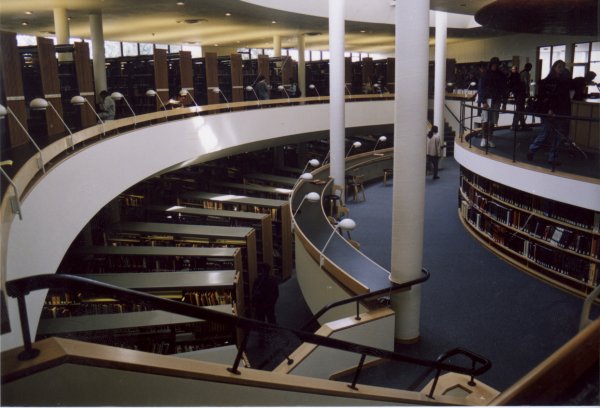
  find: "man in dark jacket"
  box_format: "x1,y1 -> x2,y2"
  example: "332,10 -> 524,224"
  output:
527,60 -> 572,165
478,57 -> 508,147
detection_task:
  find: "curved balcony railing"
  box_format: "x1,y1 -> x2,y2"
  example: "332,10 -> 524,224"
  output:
456,100 -> 599,179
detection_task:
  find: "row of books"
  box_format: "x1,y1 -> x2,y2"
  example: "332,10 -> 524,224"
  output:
460,170 -> 599,231
81,256 -> 233,273
462,185 -> 598,258
182,290 -> 233,307
462,202 -> 595,284
41,302 -> 152,319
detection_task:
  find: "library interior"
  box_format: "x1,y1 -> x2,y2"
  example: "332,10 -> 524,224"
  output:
0,0 -> 599,406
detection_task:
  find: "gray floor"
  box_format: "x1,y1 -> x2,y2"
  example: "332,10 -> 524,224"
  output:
249,156 -> 598,400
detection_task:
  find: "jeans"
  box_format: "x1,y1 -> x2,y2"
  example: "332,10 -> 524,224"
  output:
528,117 -> 568,162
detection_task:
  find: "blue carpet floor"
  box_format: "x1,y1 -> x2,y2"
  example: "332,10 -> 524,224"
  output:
249,156 -> 598,398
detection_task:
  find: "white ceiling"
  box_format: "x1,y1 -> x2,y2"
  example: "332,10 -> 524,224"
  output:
0,0 -> 500,53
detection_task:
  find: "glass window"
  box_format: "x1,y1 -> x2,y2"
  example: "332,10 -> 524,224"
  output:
304,50 -> 311,61
105,41 -> 121,58
139,43 -> 153,55
591,42 -> 600,76
16,34 -> 37,46
310,50 -> 321,61
122,42 -> 138,56
551,45 -> 566,64
169,45 -> 182,53
321,51 -> 330,60
574,43 -> 589,63
155,44 -> 168,50
182,44 -> 202,58
572,65 -> 586,78
287,49 -> 299,61
538,46 -> 552,78
263,48 -> 274,57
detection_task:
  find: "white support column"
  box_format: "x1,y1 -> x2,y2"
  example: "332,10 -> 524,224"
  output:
53,8 -> 72,62
297,35 -> 306,99
90,12 -> 107,98
434,11 -> 448,155
329,0 -> 346,194
273,35 -> 282,57
390,0 -> 430,344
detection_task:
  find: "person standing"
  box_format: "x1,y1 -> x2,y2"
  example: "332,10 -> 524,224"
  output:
252,263 -> 279,325
572,71 -> 597,101
426,125 -> 441,180
254,75 -> 270,100
478,57 -> 508,147
527,60 -> 572,165
507,65 -> 527,130
98,90 -> 115,121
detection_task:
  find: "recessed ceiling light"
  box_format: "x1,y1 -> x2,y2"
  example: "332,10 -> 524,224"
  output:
176,2 -> 185,5
21,22 -> 29,26
214,43 -> 219,47
271,20 -> 277,24
225,12 -> 231,17
360,30 -> 366,33
24,11 -> 33,15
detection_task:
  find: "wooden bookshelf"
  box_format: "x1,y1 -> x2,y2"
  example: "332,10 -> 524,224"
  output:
103,222 -> 256,307
210,180 -> 292,200
142,205 -> 274,270
0,31 -> 29,148
177,191 -> 293,281
42,270 -> 238,318
242,173 -> 298,188
36,305 -> 235,355
458,166 -> 599,298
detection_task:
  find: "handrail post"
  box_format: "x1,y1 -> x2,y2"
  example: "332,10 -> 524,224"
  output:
347,353 -> 366,390
0,164 -> 23,220
228,330 -> 250,375
427,368 -> 442,399
468,359 -> 477,386
16,295 -> 40,360
355,299 -> 361,321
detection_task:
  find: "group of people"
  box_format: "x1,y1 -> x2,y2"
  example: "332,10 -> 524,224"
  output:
473,55 -> 596,165
253,75 -> 300,100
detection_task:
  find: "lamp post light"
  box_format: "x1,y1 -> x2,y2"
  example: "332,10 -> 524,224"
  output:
278,85 -> 290,102
346,141 -> 362,157
179,89 -> 199,113
70,95 -> 105,135
308,84 -> 321,100
111,92 -> 136,126
373,135 -> 387,152
320,218 -> 356,266
345,84 -> 352,98
292,191 -> 320,217
301,158 -> 320,175
29,98 -> 75,150
212,87 -> 230,110
245,85 -> 261,107
146,89 -> 168,119
0,104 -> 45,172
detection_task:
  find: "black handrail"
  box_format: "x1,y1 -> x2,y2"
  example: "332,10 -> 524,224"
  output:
5,273 -> 491,391
301,268 -> 430,331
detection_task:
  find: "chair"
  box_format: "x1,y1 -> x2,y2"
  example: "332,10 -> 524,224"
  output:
383,168 -> 393,185
346,174 -> 366,202
348,239 -> 361,250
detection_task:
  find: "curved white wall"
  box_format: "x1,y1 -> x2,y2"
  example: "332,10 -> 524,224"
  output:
454,143 -> 600,211
2,101 -> 393,351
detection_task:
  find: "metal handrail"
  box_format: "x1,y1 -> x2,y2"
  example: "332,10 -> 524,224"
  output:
301,268 -> 430,331
5,273 -> 491,389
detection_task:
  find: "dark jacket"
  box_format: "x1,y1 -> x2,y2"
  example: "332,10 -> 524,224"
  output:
479,68 -> 508,105
538,72 -> 572,116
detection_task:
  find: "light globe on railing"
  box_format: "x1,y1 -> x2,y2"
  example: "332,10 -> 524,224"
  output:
320,218 -> 357,266
278,85 -> 290,101
111,92 -> 137,126
179,89 -> 200,115
346,141 -> 362,157
373,135 -> 387,152
146,89 -> 168,119
292,191 -> 320,217
30,98 -> 75,150
308,84 -> 321,100
70,95 -> 106,135
245,85 -> 261,107
212,87 -> 230,110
